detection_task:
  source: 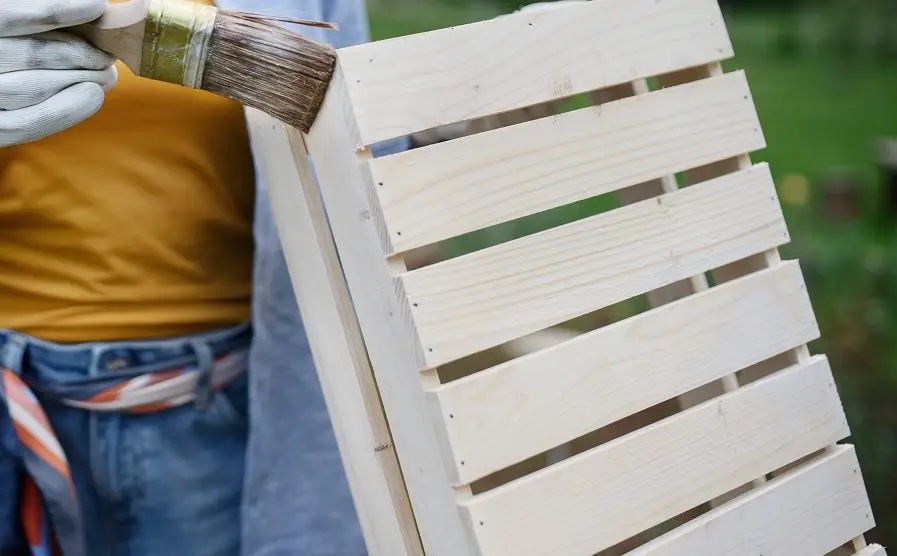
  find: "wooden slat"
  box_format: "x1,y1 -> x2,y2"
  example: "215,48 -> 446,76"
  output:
629,445 -> 875,556
369,71 -> 765,254
461,356 -> 850,556
434,261 -> 819,484
339,0 -> 734,144
401,164 -> 789,368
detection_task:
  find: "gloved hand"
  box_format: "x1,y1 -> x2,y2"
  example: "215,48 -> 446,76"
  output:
0,0 -> 119,147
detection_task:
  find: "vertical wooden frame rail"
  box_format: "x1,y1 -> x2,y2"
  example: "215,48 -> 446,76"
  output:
243,110 -> 424,555
250,0 -> 887,554
301,70 -> 481,555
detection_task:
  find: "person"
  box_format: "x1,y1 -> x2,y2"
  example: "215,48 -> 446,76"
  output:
0,0 -> 397,554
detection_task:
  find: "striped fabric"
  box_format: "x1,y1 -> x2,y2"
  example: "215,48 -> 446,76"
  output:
0,349 -> 248,556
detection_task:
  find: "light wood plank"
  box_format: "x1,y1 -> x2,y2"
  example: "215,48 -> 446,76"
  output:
434,261 -> 819,484
305,68 -> 478,555
243,109 -> 422,555
461,356 -> 850,556
369,71 -> 764,254
401,164 -> 789,368
629,445 -> 875,556
338,0 -> 734,144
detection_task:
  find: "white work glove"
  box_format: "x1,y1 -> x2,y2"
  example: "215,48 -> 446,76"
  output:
0,0 -> 119,147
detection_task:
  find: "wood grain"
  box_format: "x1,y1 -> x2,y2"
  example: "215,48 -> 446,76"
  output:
434,262 -> 820,484
461,356 -> 850,556
369,71 -> 764,254
401,164 -> 789,368
339,0 -> 734,144
629,445 -> 875,556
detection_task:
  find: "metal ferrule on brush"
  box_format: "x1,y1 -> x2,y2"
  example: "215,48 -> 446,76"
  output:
141,0 -> 217,88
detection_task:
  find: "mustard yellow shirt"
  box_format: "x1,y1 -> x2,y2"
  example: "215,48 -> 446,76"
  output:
0,0 -> 256,342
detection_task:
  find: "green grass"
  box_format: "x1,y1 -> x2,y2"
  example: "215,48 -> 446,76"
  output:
732,53 -> 897,182
723,12 -> 897,234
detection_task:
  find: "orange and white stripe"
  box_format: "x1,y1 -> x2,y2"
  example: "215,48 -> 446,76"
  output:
1,370 -> 69,479
61,350 -> 248,412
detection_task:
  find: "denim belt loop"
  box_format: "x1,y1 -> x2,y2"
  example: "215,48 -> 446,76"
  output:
192,341 -> 215,411
1,333 -> 28,375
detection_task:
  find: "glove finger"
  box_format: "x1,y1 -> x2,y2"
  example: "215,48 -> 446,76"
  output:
0,81 -> 105,147
0,66 -> 117,111
0,33 -> 116,74
0,0 -> 107,38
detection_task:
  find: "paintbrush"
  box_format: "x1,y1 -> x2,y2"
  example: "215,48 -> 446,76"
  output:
70,0 -> 338,132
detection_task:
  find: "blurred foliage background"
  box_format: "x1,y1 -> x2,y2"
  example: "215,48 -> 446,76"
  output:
365,0 -> 897,546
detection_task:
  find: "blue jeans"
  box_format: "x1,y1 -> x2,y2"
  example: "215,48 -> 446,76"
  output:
0,323 -> 251,556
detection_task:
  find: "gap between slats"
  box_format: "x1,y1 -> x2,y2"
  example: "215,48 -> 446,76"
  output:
430,262 -> 819,484
400,164 -> 788,368
460,357 -> 850,556
626,445 -> 874,556
367,71 -> 764,255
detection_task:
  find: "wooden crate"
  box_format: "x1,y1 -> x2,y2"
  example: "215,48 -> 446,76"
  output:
245,1 -> 886,554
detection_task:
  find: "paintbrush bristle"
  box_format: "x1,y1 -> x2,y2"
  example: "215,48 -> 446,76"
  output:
202,12 -> 337,132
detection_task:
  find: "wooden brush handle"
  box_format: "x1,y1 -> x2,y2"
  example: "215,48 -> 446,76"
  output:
70,0 -> 219,89
70,0 -> 151,73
